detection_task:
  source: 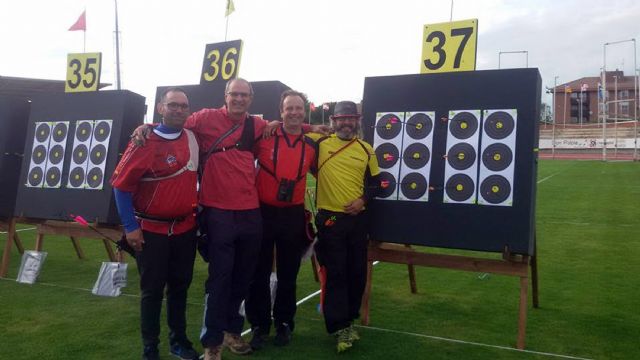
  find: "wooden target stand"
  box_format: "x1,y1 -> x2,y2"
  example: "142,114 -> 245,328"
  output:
0,218 -> 124,278
360,239 -> 539,350
0,217 -> 25,278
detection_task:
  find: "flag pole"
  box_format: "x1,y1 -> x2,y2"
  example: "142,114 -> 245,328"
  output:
225,16 -> 229,41
114,0 -> 122,90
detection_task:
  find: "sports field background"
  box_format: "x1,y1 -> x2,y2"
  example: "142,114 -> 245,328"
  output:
1,160 -> 638,359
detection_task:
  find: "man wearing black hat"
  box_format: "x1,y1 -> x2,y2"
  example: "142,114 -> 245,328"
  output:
310,101 -> 381,353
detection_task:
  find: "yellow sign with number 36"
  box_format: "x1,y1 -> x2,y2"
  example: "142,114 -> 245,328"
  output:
420,19 -> 478,74
200,40 -> 243,84
65,52 -> 102,93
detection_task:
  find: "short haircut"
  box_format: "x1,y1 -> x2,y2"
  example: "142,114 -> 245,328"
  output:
159,87 -> 188,103
225,78 -> 254,96
279,90 -> 308,112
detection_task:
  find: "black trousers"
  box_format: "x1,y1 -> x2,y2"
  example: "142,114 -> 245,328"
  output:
314,210 -> 368,334
245,203 -> 308,332
136,228 -> 197,348
200,207 -> 262,348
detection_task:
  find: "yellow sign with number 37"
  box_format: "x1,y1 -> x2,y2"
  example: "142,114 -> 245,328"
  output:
420,19 -> 478,74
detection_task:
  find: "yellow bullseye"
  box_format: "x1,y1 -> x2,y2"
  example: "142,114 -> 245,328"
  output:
492,185 -> 500,193
493,153 -> 501,161
460,121 -> 468,129
413,152 -> 420,159
496,121 -> 503,129
33,174 -> 39,179
456,184 -> 464,191
385,123 -> 392,130
416,123 -> 423,130
96,152 -> 102,158
410,182 -> 417,190
457,152 -> 465,160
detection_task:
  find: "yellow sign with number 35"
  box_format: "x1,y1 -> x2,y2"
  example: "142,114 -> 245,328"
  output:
65,52 -> 102,92
420,19 -> 478,74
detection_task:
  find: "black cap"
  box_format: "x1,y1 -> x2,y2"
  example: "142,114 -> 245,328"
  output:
332,101 -> 360,119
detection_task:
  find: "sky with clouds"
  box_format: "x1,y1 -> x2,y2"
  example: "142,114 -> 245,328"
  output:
1,0 -> 638,117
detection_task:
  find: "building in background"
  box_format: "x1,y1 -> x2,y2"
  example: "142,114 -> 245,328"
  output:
553,70 -> 638,125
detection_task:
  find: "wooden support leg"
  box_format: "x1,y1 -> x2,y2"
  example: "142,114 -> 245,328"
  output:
35,232 -> 44,251
116,250 -> 126,263
360,259 -> 374,325
13,232 -> 24,254
311,254 -> 319,282
103,239 -> 116,262
405,245 -> 418,294
0,219 -> 18,278
517,274 -> 529,350
69,236 -> 85,259
531,254 -> 539,308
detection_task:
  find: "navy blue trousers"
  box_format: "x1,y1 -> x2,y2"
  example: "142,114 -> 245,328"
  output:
200,207 -> 262,348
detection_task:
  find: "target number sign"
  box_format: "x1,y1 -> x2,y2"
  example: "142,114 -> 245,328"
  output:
65,53 -> 102,93
420,19 -> 477,73
200,40 -> 243,84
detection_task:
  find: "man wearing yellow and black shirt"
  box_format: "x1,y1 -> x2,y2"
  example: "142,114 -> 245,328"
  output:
308,101 -> 381,353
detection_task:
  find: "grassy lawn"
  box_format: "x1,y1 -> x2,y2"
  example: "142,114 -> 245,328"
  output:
1,160 -> 638,359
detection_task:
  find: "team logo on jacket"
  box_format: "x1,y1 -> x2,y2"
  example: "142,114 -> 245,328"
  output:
166,154 -> 177,167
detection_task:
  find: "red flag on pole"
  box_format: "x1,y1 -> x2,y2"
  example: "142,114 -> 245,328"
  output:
69,11 -> 86,31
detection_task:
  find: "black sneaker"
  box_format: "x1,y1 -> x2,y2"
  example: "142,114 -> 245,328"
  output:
142,345 -> 160,360
170,342 -> 200,360
249,326 -> 269,351
274,324 -> 292,347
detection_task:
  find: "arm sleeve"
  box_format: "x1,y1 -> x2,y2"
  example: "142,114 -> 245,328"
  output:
113,188 -> 139,232
362,143 -> 381,202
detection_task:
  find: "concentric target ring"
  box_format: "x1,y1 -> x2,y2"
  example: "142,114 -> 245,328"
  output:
32,145 -> 47,165
94,121 -> 111,142
76,122 -> 92,142
45,167 -> 61,187
449,112 -> 478,140
378,171 -> 397,198
482,143 -> 513,171
28,167 -> 44,187
35,123 -> 51,143
87,168 -> 104,188
480,175 -> 511,204
90,144 -> 107,165
402,143 -> 430,169
68,167 -> 86,188
73,144 -> 89,165
447,143 -> 476,170
375,143 -> 400,169
406,113 -> 433,140
375,114 -> 402,140
48,144 -> 64,165
400,172 -> 427,200
445,173 -> 475,202
52,123 -> 68,142
484,111 -> 515,140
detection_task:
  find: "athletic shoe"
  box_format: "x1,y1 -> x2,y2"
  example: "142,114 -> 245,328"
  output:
347,325 -> 360,342
202,345 -> 222,360
142,345 -> 160,360
170,342 -> 200,360
223,332 -> 252,355
335,328 -> 353,353
249,326 -> 269,351
274,324 -> 292,347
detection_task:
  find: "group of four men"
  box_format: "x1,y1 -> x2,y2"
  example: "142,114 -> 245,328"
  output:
111,78 -> 381,360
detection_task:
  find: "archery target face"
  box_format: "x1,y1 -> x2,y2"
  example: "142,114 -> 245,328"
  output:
66,120 -> 94,189
373,112 -> 404,200
478,109 -> 517,206
398,111 -> 434,202
26,121 -> 69,188
86,120 -> 112,190
443,110 -> 481,204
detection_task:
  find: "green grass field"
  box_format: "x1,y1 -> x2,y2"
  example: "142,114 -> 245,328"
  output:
1,160 -> 638,359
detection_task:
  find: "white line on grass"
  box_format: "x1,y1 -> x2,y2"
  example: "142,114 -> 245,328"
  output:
358,324 -> 594,360
537,171 -> 561,184
0,226 -> 37,234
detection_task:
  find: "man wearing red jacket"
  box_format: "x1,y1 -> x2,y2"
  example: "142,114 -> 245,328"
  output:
245,90 -> 317,350
112,87 -> 200,360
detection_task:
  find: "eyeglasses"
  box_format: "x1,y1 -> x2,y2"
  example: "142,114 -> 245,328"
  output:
164,102 -> 189,110
226,92 -> 252,99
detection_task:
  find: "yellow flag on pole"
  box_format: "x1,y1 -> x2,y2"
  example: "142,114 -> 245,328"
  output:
225,0 -> 235,16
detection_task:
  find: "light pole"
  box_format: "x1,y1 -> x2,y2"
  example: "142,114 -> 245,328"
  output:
114,0 -> 122,90
552,76 -> 558,159
498,50 -> 528,69
603,38 -> 636,161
